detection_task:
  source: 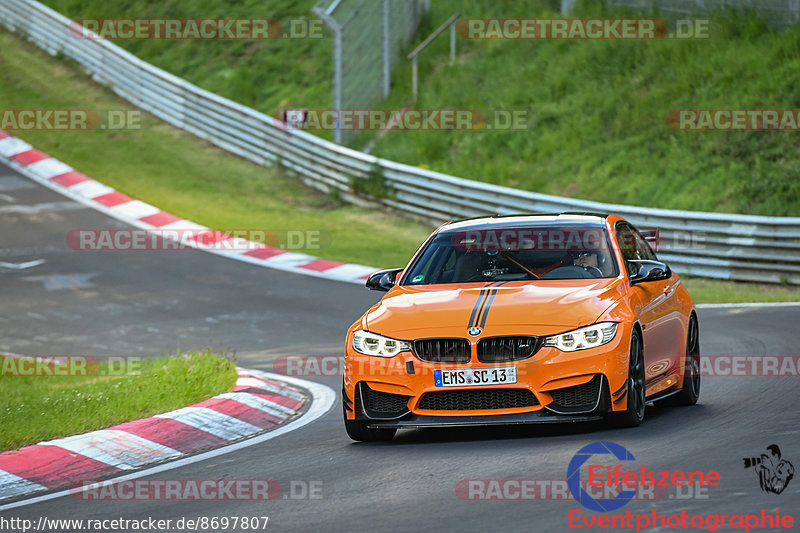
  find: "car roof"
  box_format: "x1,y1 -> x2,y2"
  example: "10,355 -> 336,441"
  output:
439,212 -> 611,233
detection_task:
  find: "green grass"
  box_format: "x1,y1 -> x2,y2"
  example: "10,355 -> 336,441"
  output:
1,24 -> 798,304
0,28 -> 433,267
371,0 -> 800,215
681,277 -> 800,304
0,351 -> 237,451
36,0 -> 800,215
38,0 -> 331,132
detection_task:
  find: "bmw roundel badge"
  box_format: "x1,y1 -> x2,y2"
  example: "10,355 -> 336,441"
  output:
468,327 -> 482,336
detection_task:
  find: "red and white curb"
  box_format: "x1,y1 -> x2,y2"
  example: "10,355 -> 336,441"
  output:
0,129 -> 377,284
0,367 -> 318,505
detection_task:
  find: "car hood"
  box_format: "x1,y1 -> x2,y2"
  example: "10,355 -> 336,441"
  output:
365,279 -> 626,337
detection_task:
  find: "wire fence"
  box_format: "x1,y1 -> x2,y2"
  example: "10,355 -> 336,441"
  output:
312,0 -> 428,143
601,0 -> 800,26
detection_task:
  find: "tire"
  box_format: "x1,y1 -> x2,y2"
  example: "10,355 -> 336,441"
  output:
611,331 -> 646,428
343,403 -> 397,442
655,314 -> 700,407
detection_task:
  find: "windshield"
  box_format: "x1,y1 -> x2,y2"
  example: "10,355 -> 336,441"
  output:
402,225 -> 619,285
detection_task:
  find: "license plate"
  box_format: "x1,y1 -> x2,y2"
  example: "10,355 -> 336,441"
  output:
434,366 -> 517,387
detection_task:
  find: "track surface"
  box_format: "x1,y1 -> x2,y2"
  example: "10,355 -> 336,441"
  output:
1,161 -> 799,532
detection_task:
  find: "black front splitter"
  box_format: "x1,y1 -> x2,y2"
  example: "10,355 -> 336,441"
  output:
365,411 -> 603,429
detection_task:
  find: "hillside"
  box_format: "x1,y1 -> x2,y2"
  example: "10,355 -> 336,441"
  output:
38,0 -> 800,214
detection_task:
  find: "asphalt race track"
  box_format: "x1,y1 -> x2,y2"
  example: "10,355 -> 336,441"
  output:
1,159 -> 799,532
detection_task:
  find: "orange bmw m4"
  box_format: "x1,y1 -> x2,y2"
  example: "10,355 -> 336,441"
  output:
343,213 -> 700,442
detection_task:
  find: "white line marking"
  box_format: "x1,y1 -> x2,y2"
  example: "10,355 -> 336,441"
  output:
235,377 -> 271,388
257,251 -> 317,268
237,375 -> 306,401
154,406 -> 265,441
0,202 -> 86,214
69,180 -> 114,198
158,220 -> 207,231
38,429 -> 182,469
109,200 -> 160,219
0,471 -> 48,501
324,263 -> 375,280
0,373 -> 335,511
216,392 -> 296,417
22,273 -> 98,291
26,158 -> 72,180
0,138 -> 32,157
0,259 -> 45,270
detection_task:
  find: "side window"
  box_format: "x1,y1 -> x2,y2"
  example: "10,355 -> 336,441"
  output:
616,223 -> 659,278
631,230 -> 657,261
615,224 -> 636,276
409,246 -> 454,284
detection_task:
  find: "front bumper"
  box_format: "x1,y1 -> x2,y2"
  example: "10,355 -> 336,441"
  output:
364,411 -> 603,429
343,323 -> 632,424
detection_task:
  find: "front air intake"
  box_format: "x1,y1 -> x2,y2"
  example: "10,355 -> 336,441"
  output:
413,338 -> 471,363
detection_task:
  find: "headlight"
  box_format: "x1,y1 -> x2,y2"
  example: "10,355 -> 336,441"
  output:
352,330 -> 412,357
543,322 -> 618,352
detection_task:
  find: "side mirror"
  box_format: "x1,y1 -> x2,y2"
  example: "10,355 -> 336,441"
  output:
628,260 -> 671,285
365,268 -> 403,292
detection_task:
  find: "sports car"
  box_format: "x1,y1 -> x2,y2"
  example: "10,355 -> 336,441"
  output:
343,213 -> 700,441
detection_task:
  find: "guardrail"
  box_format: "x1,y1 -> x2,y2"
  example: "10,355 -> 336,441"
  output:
2,0 -> 799,285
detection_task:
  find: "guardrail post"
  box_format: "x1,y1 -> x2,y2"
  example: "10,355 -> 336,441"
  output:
407,13 -> 460,104
312,5 -> 343,144
383,0 -> 390,98
411,56 -> 419,102
449,21 -> 456,64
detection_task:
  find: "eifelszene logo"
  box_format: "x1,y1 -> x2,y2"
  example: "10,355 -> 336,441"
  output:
743,444 -> 795,495
567,441 -> 720,512
568,441 -> 637,512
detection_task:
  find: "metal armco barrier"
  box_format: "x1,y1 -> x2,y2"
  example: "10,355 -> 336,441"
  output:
2,0 -> 799,284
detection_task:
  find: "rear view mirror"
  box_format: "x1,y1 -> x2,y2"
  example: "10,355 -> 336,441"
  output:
628,260 -> 671,285
365,268 -> 403,292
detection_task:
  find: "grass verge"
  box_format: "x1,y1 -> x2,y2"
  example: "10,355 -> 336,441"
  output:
681,277 -> 800,304
372,1 -> 800,215
0,28 -> 433,267
0,351 -> 237,451
36,0 -> 800,215
1,28 -> 798,303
